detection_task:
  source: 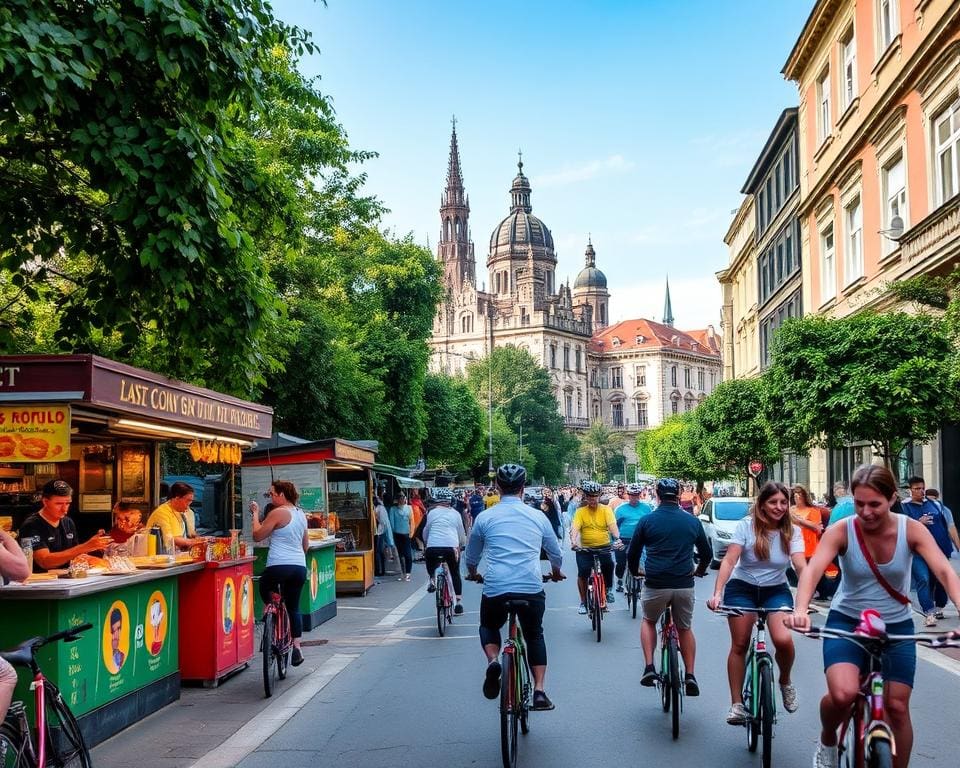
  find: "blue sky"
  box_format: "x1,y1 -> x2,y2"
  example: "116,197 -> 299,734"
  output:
271,0 -> 813,330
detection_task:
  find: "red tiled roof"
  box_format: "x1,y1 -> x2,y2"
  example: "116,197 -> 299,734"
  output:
591,318 -> 720,357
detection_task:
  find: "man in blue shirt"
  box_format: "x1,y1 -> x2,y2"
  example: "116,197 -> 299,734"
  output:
466,464 -> 564,711
828,481 -> 855,524
614,483 -> 653,592
905,477 -> 960,625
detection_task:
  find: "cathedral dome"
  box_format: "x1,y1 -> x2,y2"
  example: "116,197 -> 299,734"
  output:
573,241 -> 607,289
488,157 -> 555,254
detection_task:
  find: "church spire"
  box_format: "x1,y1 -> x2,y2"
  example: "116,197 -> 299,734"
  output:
662,276 -> 674,327
509,151 -> 533,214
438,117 -> 475,288
443,116 -> 466,206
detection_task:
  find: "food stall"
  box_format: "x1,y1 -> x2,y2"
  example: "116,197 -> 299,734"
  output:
0,354 -> 272,745
242,438 -> 376,598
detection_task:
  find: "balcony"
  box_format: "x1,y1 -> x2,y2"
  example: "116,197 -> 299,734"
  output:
609,419 -> 638,432
900,195 -> 960,266
564,416 -> 590,429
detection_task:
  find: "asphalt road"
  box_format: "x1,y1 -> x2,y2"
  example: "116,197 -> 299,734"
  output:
234,548 -> 960,768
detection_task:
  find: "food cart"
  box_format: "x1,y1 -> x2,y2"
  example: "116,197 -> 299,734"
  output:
0,354 -> 272,745
241,439 -> 377,597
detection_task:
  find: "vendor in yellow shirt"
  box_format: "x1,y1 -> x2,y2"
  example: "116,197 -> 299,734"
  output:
145,482 -> 207,551
570,480 -> 623,614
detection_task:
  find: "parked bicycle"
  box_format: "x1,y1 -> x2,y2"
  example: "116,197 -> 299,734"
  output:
575,546 -> 612,642
657,603 -> 683,740
795,610 -> 960,768
256,576 -> 293,698
623,567 -> 642,620
435,560 -> 455,637
717,605 -> 792,768
0,622 -> 93,768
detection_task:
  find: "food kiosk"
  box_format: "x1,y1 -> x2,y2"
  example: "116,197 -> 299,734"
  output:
242,438 -> 377,597
0,354 -> 272,745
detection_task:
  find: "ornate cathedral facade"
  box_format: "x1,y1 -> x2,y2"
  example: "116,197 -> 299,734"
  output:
428,123 -> 722,452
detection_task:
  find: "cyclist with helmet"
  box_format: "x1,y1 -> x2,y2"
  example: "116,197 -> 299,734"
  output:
627,477 -> 712,695
465,464 -> 565,711
609,482 -> 628,511
571,480 -> 623,614
422,488 -> 467,614
614,483 -> 653,592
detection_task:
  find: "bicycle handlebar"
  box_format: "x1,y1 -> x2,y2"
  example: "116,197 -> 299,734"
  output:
795,625 -> 960,650
572,545 -> 616,554
467,573 -> 563,584
39,623 -> 93,649
713,605 -> 793,618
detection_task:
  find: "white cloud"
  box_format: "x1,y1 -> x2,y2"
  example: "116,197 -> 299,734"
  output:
607,274 -> 723,332
532,154 -> 635,188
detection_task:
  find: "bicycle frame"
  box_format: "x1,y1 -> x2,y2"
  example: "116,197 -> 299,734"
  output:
503,612 -> 530,712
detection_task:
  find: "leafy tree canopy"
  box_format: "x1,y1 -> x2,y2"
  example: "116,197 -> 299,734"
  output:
579,421 -> 627,483
635,413 -> 716,486
693,377 -> 779,475
422,373 -> 485,472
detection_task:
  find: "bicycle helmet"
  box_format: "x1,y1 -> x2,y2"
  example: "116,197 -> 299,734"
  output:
495,463 -> 527,493
626,483 -> 643,495
427,487 -> 454,505
580,480 -> 602,496
656,477 -> 681,500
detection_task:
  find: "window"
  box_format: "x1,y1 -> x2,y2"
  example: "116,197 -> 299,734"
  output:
565,395 -> 573,418
820,222 -> 836,301
671,400 -> 679,415
685,398 -> 693,412
935,101 -> 960,206
577,391 -> 583,417
575,347 -> 582,372
636,401 -> 648,427
550,345 -> 557,369
817,69 -> 832,143
593,402 -> 600,418
882,153 -> 906,255
844,196 -> 863,284
684,367 -> 691,388
698,368 -> 705,391
563,345 -> 570,370
635,365 -> 646,387
612,402 -> 624,428
611,366 -> 623,389
878,0 -> 898,52
840,28 -> 857,111
710,372 -> 717,390
670,366 -> 677,386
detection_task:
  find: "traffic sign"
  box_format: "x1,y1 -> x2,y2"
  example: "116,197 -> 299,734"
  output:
748,460 -> 764,476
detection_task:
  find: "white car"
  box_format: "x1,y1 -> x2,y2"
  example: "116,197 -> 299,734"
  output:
698,497 -> 753,568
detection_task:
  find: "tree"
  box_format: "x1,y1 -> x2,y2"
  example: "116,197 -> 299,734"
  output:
763,312 -> 958,467
422,373 -> 485,471
635,414 -> 716,486
579,422 -> 626,483
465,346 -> 578,484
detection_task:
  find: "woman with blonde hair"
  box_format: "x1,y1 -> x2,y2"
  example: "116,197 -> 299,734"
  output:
708,481 -> 806,724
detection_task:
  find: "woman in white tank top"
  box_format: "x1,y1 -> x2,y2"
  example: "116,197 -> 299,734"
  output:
786,465 -> 960,768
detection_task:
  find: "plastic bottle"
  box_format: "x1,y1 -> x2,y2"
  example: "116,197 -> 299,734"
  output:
148,526 -> 161,556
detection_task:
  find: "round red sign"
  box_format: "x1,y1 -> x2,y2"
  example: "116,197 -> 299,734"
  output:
749,461 -> 764,475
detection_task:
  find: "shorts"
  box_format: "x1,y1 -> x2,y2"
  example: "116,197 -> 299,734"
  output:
575,549 -> 613,579
641,586 -> 695,629
822,611 -> 917,688
722,578 -> 794,612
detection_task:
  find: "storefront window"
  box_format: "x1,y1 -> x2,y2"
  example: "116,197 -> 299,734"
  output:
327,472 -> 371,551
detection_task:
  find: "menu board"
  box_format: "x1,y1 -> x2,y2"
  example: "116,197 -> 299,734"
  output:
0,405 -> 71,462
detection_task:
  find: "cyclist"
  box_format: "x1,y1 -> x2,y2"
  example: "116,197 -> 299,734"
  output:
706,481 -> 806,724
423,488 -> 466,615
250,480 -> 309,667
786,464 -> 960,768
608,483 -> 628,510
628,477 -> 711,695
570,480 -> 623,613
614,483 -> 653,592
0,526 -> 29,724
465,463 -> 564,711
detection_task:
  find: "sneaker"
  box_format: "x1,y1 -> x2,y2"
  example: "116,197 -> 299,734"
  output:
427,583 -> 436,593
640,664 -> 658,687
616,580 -> 624,593
482,660 -> 501,700
780,683 -> 798,713
291,647 -> 304,667
925,612 -> 938,628
726,702 -> 749,725
531,690 -> 555,711
684,674 -> 700,696
935,608 -> 946,619
454,603 -> 464,615
606,591 -> 615,604
813,743 -> 839,768
404,574 -> 411,582
578,603 -> 587,615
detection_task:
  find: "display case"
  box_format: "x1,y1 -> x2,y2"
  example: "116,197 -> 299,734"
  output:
328,473 -> 371,553
80,444 -> 115,513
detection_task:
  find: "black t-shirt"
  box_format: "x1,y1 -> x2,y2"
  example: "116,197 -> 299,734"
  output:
19,513 -> 78,572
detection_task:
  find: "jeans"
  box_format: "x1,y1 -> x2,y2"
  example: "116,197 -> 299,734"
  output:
911,555 -> 946,612
394,533 -> 413,575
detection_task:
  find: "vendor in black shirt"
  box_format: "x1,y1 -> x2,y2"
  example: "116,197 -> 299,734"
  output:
18,480 -> 112,573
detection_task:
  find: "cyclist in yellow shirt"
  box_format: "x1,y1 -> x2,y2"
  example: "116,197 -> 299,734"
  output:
570,480 -> 623,614
484,488 -> 501,508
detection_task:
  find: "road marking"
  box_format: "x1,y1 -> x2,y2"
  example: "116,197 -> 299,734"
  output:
188,653 -> 357,768
917,645 -> 960,677
376,589 -> 427,627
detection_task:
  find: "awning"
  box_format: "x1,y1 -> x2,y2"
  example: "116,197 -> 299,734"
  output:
395,476 -> 425,489
373,463 -> 424,489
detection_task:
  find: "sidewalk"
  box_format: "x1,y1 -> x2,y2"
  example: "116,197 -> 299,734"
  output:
91,569 -> 431,768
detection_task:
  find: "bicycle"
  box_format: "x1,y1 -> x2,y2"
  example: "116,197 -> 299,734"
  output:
795,610 -> 960,768
435,560 -> 455,637
717,605 -> 792,768
657,603 -> 683,740
576,546 -> 612,643
256,577 -> 293,698
623,568 -> 642,620
0,622 -> 93,768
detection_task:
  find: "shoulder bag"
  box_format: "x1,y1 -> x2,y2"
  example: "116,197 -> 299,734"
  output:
851,518 -> 910,605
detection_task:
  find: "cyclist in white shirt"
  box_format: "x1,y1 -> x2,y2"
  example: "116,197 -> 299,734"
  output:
423,488 -> 466,614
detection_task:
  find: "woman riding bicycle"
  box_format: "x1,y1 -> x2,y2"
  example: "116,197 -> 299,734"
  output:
786,465 -> 960,768
250,479 -> 309,667
707,481 -> 806,725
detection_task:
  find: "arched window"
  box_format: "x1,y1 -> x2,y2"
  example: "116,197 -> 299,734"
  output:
495,272 -> 501,293
444,219 -> 451,241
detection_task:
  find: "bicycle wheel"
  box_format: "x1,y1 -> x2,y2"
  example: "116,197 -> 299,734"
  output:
744,661 -> 758,753
866,733 -> 893,768
436,572 -> 446,636
660,644 -> 670,713
499,652 -> 518,768
43,681 -> 92,768
594,588 -> 602,643
669,637 -> 681,740
262,611 -> 277,697
276,607 -> 291,681
518,657 -> 530,736
629,577 -> 638,620
759,663 -> 774,768
0,721 -> 29,768
839,700 -> 865,768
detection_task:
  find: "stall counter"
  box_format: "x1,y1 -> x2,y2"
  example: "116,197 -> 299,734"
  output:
253,538 -> 337,630
0,562 -> 204,747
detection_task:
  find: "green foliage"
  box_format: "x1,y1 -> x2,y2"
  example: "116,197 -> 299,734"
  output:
466,346 -> 577,484
694,377 -> 779,475
422,373 -> 485,471
635,414 -> 715,484
579,422 -> 626,483
763,312 -> 958,464
886,272 -> 954,311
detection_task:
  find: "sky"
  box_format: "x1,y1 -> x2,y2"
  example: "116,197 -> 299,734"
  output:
270,0 -> 813,331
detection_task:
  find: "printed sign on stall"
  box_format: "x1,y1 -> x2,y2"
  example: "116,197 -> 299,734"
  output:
145,591 -> 168,659
0,404 -> 70,462
222,577 -> 236,635
102,600 -> 131,677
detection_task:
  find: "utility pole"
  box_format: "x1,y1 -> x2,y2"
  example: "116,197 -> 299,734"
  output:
518,417 -> 523,463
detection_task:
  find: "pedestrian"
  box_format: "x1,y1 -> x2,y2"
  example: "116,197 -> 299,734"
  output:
468,487 -> 485,529
409,490 -> 426,562
904,476 -> 960,626
792,484 -> 839,600
827,481 -> 854,523
373,495 -> 392,578
389,493 -> 414,582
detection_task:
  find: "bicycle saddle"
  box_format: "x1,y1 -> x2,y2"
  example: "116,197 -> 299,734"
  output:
503,600 -> 529,611
1,638 -> 39,668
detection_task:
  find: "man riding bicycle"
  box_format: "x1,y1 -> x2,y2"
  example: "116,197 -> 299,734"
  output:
571,480 -> 623,614
615,483 -> 653,592
423,488 -> 467,615
465,463 -> 564,711
627,477 -> 711,695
